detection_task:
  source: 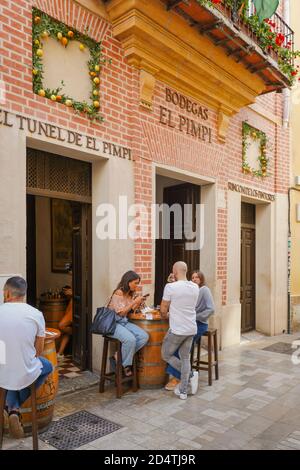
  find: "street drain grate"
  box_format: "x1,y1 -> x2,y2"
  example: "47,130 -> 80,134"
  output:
39,410 -> 122,450
262,342 -> 295,355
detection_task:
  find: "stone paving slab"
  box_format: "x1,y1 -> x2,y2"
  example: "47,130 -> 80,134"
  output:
3,333 -> 300,451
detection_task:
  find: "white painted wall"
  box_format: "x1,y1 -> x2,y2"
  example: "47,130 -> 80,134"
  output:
256,202 -> 273,334
223,190 -> 241,348
92,157 -> 135,372
0,120 -> 26,280
42,38 -> 92,104
35,197 -> 71,299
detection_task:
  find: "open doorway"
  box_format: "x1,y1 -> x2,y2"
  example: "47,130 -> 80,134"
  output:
26,149 -> 92,372
155,176 -> 201,305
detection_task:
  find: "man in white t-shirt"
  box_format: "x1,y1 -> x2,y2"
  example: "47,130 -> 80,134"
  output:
161,262 -> 199,400
0,277 -> 53,439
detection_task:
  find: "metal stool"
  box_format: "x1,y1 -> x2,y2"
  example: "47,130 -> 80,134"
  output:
99,337 -> 138,399
191,328 -> 219,386
0,382 -> 39,450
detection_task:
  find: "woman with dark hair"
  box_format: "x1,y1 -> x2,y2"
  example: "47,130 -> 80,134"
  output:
165,270 -> 215,391
107,271 -> 149,376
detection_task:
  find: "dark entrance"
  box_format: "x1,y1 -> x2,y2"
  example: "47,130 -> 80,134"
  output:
240,202 -> 256,333
72,203 -> 92,369
154,182 -> 200,305
26,149 -> 92,370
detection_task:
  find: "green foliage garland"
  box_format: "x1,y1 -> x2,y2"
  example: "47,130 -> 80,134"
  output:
32,7 -> 109,123
242,122 -> 269,177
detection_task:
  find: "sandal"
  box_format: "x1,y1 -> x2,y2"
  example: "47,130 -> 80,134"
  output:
124,366 -> 133,377
8,410 -> 24,439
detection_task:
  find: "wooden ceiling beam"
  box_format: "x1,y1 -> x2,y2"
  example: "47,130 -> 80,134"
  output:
166,0 -> 190,11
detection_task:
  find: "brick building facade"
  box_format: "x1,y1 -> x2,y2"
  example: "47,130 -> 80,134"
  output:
0,0 -> 292,371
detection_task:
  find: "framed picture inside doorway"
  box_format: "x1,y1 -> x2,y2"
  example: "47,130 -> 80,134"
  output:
51,199 -> 73,273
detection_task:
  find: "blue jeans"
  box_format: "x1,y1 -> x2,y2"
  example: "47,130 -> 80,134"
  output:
166,321 -> 208,380
6,357 -> 53,411
108,320 -> 149,367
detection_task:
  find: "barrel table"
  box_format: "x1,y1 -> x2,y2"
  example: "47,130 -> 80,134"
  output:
129,312 -> 169,389
39,298 -> 68,330
20,328 -> 60,435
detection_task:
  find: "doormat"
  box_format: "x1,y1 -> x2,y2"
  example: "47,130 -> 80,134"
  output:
262,342 -> 296,355
39,410 -> 122,450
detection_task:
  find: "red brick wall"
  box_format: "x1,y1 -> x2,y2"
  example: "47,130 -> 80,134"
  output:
0,0 -> 291,305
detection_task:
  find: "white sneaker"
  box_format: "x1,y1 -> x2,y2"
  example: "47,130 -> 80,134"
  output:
189,371 -> 199,395
174,384 -> 187,400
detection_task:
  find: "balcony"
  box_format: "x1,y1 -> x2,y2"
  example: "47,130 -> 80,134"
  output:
103,0 -> 295,141
164,0 -> 294,93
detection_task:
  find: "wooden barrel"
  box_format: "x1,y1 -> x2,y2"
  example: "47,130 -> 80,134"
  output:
39,298 -> 68,330
130,317 -> 169,389
20,328 -> 61,435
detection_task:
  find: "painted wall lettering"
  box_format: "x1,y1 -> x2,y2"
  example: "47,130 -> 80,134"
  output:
0,109 -> 133,162
159,89 -> 213,143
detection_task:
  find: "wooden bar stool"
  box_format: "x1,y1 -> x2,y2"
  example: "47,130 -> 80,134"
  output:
99,337 -> 138,399
0,382 -> 39,450
191,328 -> 219,386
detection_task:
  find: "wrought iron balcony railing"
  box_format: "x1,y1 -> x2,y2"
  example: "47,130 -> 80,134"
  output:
165,0 -> 295,91
205,0 -> 295,66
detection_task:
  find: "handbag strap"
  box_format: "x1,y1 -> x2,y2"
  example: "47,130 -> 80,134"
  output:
106,289 -> 119,308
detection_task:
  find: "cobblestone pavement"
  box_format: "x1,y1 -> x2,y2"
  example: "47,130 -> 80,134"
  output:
3,333 -> 300,451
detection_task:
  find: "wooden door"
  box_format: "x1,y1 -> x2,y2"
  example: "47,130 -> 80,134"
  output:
240,203 -> 256,333
72,203 -> 92,369
154,183 -> 200,305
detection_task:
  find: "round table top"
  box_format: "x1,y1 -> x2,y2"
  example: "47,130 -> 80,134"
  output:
45,328 -> 61,341
129,310 -> 168,322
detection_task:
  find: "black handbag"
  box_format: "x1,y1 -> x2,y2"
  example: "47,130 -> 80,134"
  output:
90,306 -> 117,335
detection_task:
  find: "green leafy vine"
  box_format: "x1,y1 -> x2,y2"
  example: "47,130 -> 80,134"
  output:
242,122 -> 268,177
32,7 -> 109,123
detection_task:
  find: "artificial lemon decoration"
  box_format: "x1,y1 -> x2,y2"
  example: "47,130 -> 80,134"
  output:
34,39 -> 40,46
36,48 -> 43,57
79,43 -> 85,51
93,90 -> 99,96
93,101 -> 100,108
57,32 -> 63,40
32,69 -> 38,76
65,99 -> 73,107
93,77 -> 100,85
94,65 -> 100,72
42,30 -> 49,39
67,31 -> 74,38
38,89 -> 46,97
50,95 -> 57,101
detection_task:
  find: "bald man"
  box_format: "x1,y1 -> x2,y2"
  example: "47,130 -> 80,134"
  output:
160,262 -> 199,400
